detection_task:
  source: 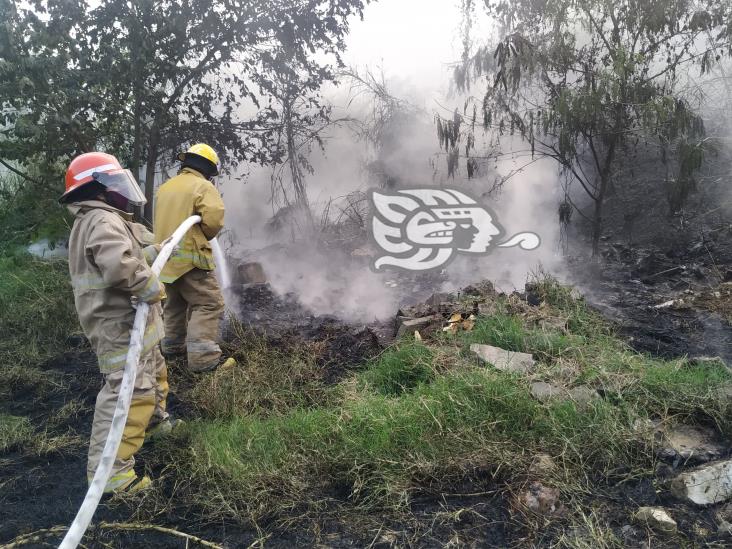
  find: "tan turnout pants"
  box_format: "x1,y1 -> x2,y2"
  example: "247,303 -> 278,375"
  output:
161,268 -> 224,371
87,347 -> 168,491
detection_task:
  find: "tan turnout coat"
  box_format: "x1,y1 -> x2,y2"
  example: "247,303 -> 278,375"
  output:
153,167 -> 225,283
67,200 -> 164,373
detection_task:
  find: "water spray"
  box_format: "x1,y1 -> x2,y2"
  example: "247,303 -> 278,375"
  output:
210,237 -> 231,289
59,215 -> 203,549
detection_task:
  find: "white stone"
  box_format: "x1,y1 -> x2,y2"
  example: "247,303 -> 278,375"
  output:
397,316 -> 439,338
470,344 -> 535,374
530,382 -> 564,402
634,507 -> 678,534
671,459 -> 732,505
567,385 -> 599,404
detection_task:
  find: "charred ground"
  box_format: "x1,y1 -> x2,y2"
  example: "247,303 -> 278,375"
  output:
2,243 -> 732,547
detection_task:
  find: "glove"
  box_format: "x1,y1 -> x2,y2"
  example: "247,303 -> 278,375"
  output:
160,236 -> 181,255
132,286 -> 166,309
143,244 -> 161,266
145,285 -> 167,305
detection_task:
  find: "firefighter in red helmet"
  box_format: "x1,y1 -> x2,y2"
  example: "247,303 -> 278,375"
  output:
60,152 -> 175,493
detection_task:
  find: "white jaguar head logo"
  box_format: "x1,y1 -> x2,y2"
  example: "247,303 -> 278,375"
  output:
369,188 -> 540,271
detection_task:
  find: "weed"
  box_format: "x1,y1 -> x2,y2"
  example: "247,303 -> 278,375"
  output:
0,414 -> 34,453
190,324 -> 331,419
0,364 -> 67,403
0,254 -> 78,369
173,275 -> 732,539
358,341 -> 436,395
0,413 -> 81,456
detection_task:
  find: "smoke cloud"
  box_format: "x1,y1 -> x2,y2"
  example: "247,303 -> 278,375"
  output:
218,1 -> 566,320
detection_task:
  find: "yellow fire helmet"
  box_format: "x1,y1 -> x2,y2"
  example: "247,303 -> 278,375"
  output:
177,143 -> 220,175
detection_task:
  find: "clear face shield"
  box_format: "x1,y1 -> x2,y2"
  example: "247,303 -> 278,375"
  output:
92,169 -> 147,206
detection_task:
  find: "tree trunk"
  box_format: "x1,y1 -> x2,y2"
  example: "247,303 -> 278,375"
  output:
591,191 -> 604,257
129,10 -> 142,179
283,96 -> 314,231
143,129 -> 159,226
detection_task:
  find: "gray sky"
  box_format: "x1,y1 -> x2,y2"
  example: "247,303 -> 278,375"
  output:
342,0 -> 464,104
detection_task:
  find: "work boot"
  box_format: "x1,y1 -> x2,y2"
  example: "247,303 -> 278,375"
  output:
160,338 -> 186,360
102,470 -> 152,496
190,356 -> 237,373
146,417 -> 185,441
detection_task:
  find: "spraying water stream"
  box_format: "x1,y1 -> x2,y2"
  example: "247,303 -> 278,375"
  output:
210,237 -> 231,289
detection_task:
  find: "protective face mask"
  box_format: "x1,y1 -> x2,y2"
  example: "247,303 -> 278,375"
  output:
104,190 -> 131,212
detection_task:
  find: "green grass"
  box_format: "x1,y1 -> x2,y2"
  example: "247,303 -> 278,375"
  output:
357,341 -> 436,395
0,413 -> 81,456
188,322 -> 333,419
0,253 -> 78,369
1,251 -> 725,545
172,275 -> 732,529
0,414 -> 34,453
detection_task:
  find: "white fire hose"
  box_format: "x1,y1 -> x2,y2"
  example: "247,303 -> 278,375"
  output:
59,215 -> 204,549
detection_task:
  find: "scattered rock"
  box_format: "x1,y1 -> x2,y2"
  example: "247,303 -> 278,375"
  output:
396,315 -> 440,338
530,382 -> 564,402
567,385 -> 599,405
671,459 -> 732,505
424,292 -> 451,308
529,382 -> 598,407
528,453 -> 557,477
518,481 -> 564,516
470,344 -> 535,374
658,424 -> 726,466
633,507 -> 678,535
460,280 -> 495,298
655,462 -> 675,479
236,261 -> 267,284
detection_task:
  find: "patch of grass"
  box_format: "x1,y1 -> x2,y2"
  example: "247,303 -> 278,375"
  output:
526,272 -> 609,338
554,507 -> 624,548
0,413 -> 81,456
463,312 -> 527,351
0,253 -> 78,369
184,368 -> 540,518
189,324 -> 332,419
459,310 -> 586,364
0,414 -> 34,453
153,275 -> 732,545
47,399 -> 90,428
358,341 -> 436,395
627,358 -> 732,433
0,364 -> 66,402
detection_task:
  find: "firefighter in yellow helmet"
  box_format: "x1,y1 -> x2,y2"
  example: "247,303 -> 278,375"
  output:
154,144 -> 234,371
61,152 -> 177,494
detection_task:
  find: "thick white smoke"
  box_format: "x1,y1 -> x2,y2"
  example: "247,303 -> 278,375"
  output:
219,1 -> 566,320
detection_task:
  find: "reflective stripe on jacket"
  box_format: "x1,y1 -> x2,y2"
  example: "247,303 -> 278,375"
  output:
66,200 -> 164,373
153,168 -> 225,283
